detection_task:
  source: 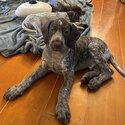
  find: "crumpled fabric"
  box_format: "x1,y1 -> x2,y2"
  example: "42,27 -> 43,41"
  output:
49,0 -> 87,11
0,0 -> 93,57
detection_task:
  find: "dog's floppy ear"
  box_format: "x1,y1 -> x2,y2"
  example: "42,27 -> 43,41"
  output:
41,21 -> 52,44
67,23 -> 81,48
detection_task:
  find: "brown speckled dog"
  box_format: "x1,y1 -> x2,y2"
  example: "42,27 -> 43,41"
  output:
4,18 -> 125,124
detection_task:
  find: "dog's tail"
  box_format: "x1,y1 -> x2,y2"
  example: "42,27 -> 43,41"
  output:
109,56 -> 125,77
22,21 -> 36,33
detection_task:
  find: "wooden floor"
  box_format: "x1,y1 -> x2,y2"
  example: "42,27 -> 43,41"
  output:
0,0 -> 125,125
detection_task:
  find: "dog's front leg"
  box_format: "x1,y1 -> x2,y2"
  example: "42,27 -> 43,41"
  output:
4,62 -> 49,100
56,70 -> 74,124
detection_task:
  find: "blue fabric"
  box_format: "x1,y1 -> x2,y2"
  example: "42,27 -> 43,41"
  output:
48,0 -> 57,7
0,0 -> 93,57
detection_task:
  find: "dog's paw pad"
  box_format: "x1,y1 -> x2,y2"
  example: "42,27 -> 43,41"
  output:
4,85 -> 23,100
56,103 -> 71,124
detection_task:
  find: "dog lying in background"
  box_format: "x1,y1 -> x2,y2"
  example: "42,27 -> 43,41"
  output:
22,11 -> 85,35
4,18 -> 125,124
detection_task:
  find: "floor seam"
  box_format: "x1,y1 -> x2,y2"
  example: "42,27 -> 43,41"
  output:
37,75 -> 60,125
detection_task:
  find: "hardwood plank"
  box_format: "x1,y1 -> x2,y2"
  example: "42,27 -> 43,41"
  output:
92,0 -> 104,36
118,3 -> 125,70
0,53 -> 38,110
40,114 -> 83,125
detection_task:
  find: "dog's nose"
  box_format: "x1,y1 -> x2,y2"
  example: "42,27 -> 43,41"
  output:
51,40 -> 63,51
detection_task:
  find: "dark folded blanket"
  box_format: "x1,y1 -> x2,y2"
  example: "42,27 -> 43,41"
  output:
0,0 -> 93,57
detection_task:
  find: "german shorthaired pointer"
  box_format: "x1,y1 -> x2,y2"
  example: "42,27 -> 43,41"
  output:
4,18 -> 125,124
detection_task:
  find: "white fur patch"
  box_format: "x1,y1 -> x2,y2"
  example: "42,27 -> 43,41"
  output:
59,20 -> 62,26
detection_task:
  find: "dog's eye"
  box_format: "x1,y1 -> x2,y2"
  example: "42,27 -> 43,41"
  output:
63,29 -> 70,35
50,28 -> 56,33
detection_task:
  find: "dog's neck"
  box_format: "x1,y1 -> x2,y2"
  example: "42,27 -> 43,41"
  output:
42,45 -> 74,74
42,45 -> 73,63
46,45 -> 70,55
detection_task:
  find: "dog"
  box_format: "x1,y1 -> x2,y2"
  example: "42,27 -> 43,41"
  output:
4,18 -> 125,124
22,11 -> 83,35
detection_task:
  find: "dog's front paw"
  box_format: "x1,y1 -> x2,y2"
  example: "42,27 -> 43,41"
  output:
87,78 -> 100,90
4,85 -> 23,100
55,102 -> 71,124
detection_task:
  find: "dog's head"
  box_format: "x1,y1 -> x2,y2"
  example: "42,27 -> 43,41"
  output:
67,11 -> 80,22
67,11 -> 85,22
41,18 -> 80,52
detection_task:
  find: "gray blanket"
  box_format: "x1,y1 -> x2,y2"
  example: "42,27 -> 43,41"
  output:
0,0 -> 93,57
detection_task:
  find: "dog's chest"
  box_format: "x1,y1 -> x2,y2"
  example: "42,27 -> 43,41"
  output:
42,51 -> 65,74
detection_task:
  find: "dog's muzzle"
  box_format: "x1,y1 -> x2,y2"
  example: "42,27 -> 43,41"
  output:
51,40 -> 63,51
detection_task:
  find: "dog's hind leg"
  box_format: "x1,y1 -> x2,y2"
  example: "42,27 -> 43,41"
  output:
87,42 -> 114,89
86,58 -> 114,90
4,62 -> 49,100
87,66 -> 113,90
81,66 -> 100,84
